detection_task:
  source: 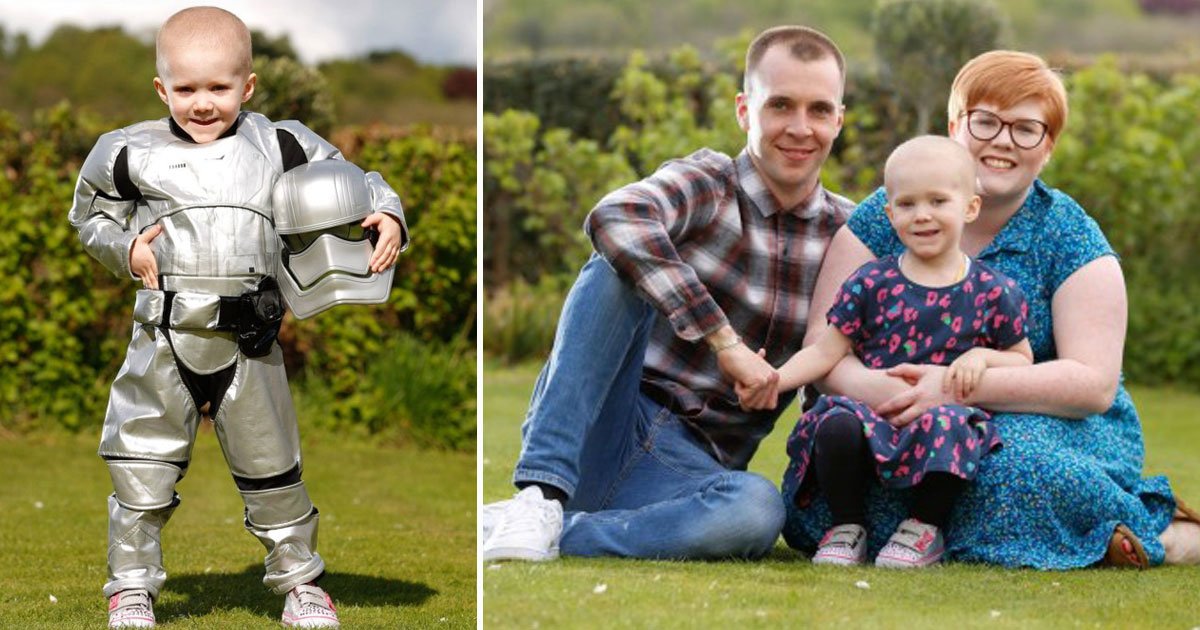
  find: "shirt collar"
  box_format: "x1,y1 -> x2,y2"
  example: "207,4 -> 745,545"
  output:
735,149 -> 826,220
980,179 -> 1049,257
168,111 -> 245,144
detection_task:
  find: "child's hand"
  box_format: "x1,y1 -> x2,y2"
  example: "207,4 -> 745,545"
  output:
735,349 -> 779,411
362,212 -> 403,273
944,348 -> 988,401
130,224 -> 163,289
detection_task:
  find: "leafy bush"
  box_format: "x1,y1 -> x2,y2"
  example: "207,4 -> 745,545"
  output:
294,332 -> 476,450
482,274 -> 573,364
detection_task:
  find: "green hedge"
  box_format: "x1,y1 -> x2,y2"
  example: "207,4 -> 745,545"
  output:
0,104 -> 476,449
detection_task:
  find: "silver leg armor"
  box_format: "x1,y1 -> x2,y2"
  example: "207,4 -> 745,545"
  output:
100,317 -> 324,595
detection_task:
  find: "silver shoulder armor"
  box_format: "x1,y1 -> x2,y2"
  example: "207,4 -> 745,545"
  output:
69,128 -> 140,279
274,119 -> 342,161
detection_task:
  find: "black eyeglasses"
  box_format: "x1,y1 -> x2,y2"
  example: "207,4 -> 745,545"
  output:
963,109 -> 1049,149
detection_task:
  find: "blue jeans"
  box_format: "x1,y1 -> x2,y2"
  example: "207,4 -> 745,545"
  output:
513,255 -> 785,559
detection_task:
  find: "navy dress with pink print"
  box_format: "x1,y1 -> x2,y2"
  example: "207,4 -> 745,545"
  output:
783,255 -> 1028,506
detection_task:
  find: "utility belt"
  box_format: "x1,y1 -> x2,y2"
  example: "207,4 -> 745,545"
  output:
133,277 -> 285,357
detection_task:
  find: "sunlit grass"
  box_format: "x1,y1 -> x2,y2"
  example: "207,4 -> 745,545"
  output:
483,360 -> 1200,628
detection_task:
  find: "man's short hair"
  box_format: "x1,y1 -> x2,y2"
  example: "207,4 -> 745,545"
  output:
948,50 -> 1068,141
743,25 -> 846,94
156,6 -> 253,78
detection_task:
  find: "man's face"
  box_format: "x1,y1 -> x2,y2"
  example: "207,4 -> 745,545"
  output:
736,47 -> 844,210
154,44 -> 255,144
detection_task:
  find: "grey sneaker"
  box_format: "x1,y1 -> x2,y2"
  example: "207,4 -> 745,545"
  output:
481,486 -> 563,562
812,524 -> 868,566
876,518 -> 945,568
282,583 -> 339,628
108,589 -> 155,628
480,497 -> 512,543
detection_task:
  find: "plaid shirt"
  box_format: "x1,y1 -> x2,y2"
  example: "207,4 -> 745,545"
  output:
585,148 -> 855,470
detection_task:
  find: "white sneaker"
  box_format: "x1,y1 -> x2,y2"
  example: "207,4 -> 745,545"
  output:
281,583 -> 339,628
480,498 -> 512,543
108,589 -> 155,628
812,524 -> 868,566
875,518 -> 945,568
481,486 -> 563,562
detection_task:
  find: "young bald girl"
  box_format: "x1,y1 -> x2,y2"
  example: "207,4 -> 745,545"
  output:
749,136 -> 1033,568
71,7 -> 406,628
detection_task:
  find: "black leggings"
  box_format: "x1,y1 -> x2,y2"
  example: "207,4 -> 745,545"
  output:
813,412 -> 965,529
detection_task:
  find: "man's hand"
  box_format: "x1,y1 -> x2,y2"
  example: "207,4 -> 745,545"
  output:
130,224 -> 163,290
718,343 -> 779,411
734,348 -> 781,411
944,348 -> 988,401
363,212 -> 403,273
876,363 -> 955,427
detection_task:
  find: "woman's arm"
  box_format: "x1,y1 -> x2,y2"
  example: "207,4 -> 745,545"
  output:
881,256 -> 1125,422
804,226 -> 911,407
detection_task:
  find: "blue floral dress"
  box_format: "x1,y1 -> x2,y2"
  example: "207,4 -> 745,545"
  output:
781,180 -> 1178,568
783,255 -> 1025,501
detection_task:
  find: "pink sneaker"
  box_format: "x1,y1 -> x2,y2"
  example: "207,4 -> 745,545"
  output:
282,583 -> 339,628
812,524 -> 868,566
876,518 -> 945,568
108,589 -> 155,628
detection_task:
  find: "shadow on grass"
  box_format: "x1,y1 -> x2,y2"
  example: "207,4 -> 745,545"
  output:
157,564 -> 436,621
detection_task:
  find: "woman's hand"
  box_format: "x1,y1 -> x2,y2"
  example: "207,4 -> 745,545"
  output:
363,212 -> 403,273
876,363 -> 956,426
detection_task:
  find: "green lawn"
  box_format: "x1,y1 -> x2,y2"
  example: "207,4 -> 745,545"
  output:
0,428 -> 475,629
482,361 -> 1200,628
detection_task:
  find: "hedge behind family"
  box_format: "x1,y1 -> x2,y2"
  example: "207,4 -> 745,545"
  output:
481,25 -> 1200,570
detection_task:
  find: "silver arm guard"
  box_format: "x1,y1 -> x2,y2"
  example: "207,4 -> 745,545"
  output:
69,130 -> 140,279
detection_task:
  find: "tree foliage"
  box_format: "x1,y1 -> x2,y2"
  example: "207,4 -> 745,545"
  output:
872,0 -> 1005,134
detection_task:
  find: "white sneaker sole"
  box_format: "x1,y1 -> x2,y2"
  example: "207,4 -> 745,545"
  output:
875,550 -> 943,568
482,544 -> 560,562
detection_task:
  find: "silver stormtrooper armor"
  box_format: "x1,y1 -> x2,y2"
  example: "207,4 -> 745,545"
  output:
273,159 -> 397,319
68,111 -> 407,599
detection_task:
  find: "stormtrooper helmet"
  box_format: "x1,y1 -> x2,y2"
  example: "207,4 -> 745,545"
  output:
272,159 -> 394,319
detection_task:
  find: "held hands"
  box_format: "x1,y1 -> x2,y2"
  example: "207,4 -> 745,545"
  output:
944,348 -> 988,402
129,224 -> 163,290
720,345 -> 780,412
363,212 -> 403,273
734,348 -> 781,411
876,363 -> 955,427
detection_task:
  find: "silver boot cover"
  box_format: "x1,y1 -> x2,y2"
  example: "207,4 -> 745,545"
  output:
242,481 -> 324,595
105,495 -> 177,598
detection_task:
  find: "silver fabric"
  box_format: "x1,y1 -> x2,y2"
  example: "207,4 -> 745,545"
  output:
108,460 -> 182,511
105,495 -> 175,598
272,159 -> 401,319
248,508 -> 325,594
69,113 -> 403,597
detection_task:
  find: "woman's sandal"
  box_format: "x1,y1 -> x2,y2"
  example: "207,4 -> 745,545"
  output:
1103,523 -> 1149,569
1103,498 -> 1200,569
1174,497 -> 1200,526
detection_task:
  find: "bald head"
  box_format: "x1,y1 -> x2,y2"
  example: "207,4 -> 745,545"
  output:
884,135 -> 977,197
156,6 -> 253,79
